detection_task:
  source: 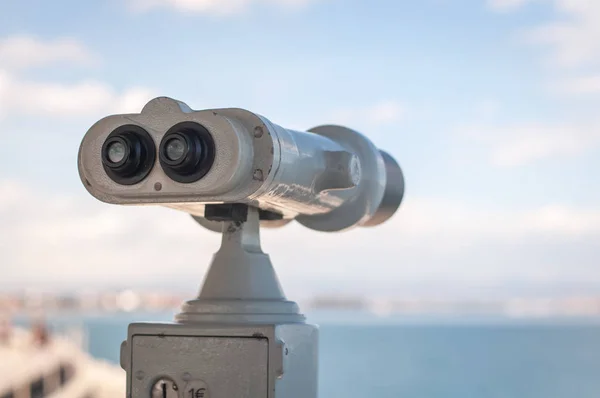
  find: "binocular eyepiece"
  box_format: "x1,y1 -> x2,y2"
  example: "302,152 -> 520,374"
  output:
158,122 -> 216,184
101,125 -> 156,185
101,122 -> 217,185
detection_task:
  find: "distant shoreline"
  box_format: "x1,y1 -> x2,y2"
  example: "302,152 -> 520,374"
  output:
3,290 -> 600,319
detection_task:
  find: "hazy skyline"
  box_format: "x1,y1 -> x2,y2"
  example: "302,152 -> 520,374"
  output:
0,0 -> 599,298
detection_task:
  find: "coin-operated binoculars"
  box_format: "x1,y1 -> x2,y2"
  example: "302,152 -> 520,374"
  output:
78,97 -> 404,398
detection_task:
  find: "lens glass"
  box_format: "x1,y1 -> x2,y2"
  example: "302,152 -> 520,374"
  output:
159,122 -> 214,183
107,141 -> 127,164
165,137 -> 186,161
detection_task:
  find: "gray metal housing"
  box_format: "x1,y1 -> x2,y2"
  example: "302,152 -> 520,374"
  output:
121,322 -> 318,398
78,97 -> 404,231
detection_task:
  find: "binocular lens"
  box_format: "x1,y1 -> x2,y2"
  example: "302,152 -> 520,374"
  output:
165,137 -> 186,162
159,122 -> 215,183
106,141 -> 127,164
101,125 -> 155,185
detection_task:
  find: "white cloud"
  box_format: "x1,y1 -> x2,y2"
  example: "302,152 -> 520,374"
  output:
1,179 -> 599,295
0,36 -> 150,119
525,205 -> 600,236
329,101 -> 405,127
464,122 -> 600,166
130,0 -> 314,14
483,0 -> 600,162
474,99 -> 502,118
398,198 -> 600,239
0,36 -> 97,70
490,0 -> 600,69
555,74 -> 600,94
0,69 -> 154,119
487,0 -> 536,12
526,0 -> 600,68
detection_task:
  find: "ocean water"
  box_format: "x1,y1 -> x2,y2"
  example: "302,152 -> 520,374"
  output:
15,311 -> 600,398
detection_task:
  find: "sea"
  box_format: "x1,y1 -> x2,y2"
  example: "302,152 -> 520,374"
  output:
14,310 -> 600,398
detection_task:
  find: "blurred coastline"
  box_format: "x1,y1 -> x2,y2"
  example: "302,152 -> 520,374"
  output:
3,290 -> 600,319
2,297 -> 600,398
0,326 -> 124,398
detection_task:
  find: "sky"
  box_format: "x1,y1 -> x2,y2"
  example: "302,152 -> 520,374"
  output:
0,0 -> 598,299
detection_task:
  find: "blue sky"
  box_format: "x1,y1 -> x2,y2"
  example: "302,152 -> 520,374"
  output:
0,0 -> 598,298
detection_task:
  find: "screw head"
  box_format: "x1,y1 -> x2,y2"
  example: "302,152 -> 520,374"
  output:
253,169 -> 264,181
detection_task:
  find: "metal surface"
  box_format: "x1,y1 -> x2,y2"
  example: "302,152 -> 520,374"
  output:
191,214 -> 292,232
363,150 -> 405,227
177,207 -> 303,324
295,125 -> 386,232
79,98 -> 264,207
78,97 -> 404,231
122,323 -> 318,398
132,335 -> 268,398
